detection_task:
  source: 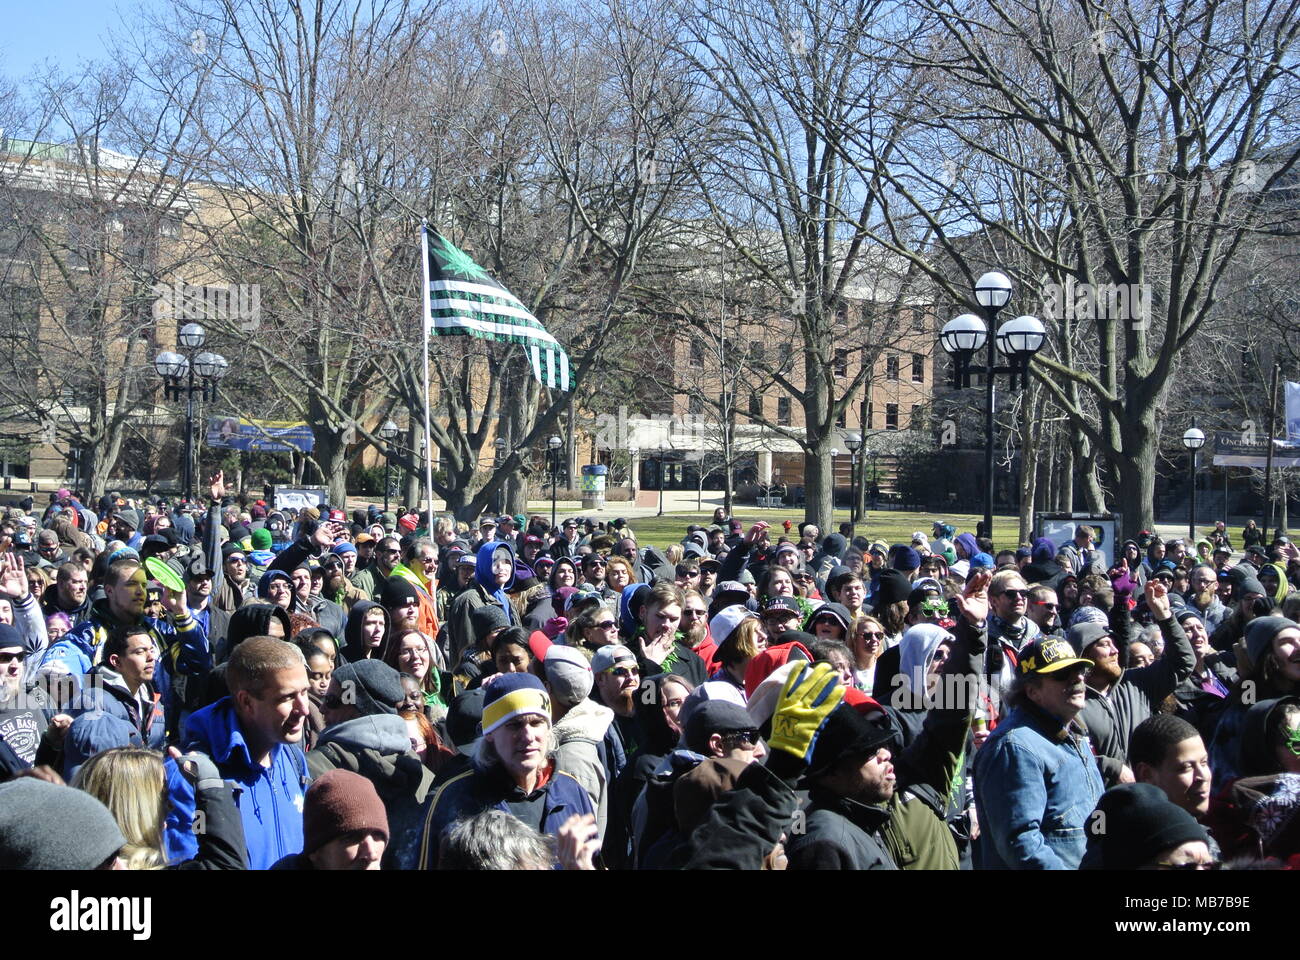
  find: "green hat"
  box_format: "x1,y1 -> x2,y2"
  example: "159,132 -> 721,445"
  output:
251,528 -> 272,551
514,514 -> 526,528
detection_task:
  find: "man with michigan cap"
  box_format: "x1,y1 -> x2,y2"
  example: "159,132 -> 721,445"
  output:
972,635 -> 1105,869
417,672 -> 594,868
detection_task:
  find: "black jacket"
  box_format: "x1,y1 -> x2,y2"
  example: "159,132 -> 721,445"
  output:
787,785 -> 899,870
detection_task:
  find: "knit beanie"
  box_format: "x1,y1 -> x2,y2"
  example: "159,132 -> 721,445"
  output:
251,528 -> 273,551
892,545 -> 921,571
480,673 -> 551,735
873,568 -> 913,609
378,575 -> 420,610
1245,616 -> 1299,674
0,778 -> 125,869
1087,783 -> 1209,869
469,605 -> 511,645
332,659 -> 405,716
302,769 -> 389,854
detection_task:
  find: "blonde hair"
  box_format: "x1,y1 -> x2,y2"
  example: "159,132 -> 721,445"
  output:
605,556 -> 634,582
664,544 -> 684,566
73,748 -> 167,870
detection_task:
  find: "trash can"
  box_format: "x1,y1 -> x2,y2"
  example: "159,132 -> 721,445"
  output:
580,464 -> 608,510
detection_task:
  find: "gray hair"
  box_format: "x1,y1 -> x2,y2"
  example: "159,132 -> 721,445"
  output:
439,809 -> 555,870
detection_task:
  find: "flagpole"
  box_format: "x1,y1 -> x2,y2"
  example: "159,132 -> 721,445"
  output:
420,221 -> 436,522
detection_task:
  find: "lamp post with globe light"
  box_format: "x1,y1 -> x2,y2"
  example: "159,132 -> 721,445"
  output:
155,322 -> 228,502
1183,426 -> 1206,541
379,420 -> 399,513
939,272 -> 1046,540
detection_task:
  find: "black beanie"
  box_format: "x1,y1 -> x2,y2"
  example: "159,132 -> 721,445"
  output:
1088,783 -> 1210,869
806,703 -> 898,778
469,605 -> 510,645
378,576 -> 420,610
874,568 -> 913,609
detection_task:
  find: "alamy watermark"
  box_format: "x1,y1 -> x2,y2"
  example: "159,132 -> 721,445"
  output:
1041,276 -> 1151,329
152,280 -> 261,332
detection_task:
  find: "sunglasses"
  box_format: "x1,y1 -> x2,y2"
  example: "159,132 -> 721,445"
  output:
999,588 -> 1029,599
1032,601 -> 1059,610
860,631 -> 884,640
721,729 -> 760,747
592,620 -> 617,630
1156,860 -> 1222,871
606,666 -> 639,679
921,600 -> 949,615
0,651 -> 25,664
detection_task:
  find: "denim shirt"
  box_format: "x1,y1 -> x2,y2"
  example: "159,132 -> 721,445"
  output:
973,702 -> 1103,869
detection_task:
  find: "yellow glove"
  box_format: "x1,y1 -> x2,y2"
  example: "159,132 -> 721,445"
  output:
769,662 -> 844,763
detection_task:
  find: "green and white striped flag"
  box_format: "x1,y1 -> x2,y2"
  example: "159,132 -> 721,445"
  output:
423,227 -> 571,391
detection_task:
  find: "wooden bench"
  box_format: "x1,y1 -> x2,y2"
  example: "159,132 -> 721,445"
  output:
756,495 -> 784,508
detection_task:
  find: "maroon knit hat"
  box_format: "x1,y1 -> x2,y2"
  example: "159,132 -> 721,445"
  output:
302,769 -> 389,854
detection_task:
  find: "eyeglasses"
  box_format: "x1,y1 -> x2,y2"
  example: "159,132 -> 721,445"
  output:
920,600 -> 949,616
721,729 -> 760,747
606,666 -> 639,679
592,620 -> 617,630
380,548 -> 401,556
1155,860 -> 1222,871
682,608 -> 707,618
1031,601 -> 1059,611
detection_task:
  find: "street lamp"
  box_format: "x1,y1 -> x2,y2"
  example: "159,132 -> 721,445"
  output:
1183,426 -> 1206,541
830,448 -> 839,513
940,271 -> 1046,541
547,435 -> 563,530
155,323 -> 227,501
844,431 -> 862,523
629,446 -> 639,500
379,420 -> 399,513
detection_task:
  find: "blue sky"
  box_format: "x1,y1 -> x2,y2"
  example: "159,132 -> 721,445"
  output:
1,1 -> 147,80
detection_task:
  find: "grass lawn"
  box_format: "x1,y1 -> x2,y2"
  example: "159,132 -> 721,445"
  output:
622,509 -> 1022,551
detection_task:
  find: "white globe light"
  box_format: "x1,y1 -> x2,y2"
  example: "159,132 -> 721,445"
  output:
974,271 -> 1012,309
940,314 -> 988,354
995,315 -> 1046,357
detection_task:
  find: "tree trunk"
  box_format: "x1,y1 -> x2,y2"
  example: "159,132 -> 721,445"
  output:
1059,439 -> 1074,513
1018,390 -> 1039,543
1115,415 -> 1158,538
312,431 -> 351,507
803,445 -> 833,533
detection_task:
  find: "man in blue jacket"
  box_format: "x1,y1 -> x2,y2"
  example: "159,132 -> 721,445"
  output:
39,559 -> 208,734
417,673 -> 593,868
167,636 -> 311,870
973,635 -> 1104,869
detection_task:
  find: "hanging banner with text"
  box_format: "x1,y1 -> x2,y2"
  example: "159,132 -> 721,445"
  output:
1211,432 -> 1300,469
207,417 -> 315,453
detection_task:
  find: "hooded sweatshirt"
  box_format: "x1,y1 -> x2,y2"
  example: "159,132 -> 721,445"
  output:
1209,616 -> 1300,782
341,600 -> 391,663
305,713 -> 433,871
168,696 -> 309,870
897,623 -> 955,697
445,541 -> 519,665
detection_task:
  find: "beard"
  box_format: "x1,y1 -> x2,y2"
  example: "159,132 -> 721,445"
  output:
1088,654 -> 1123,685
1193,588 -> 1216,609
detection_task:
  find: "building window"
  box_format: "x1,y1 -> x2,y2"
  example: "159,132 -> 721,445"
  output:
689,340 -> 704,367
886,354 -> 899,381
911,404 -> 922,429
749,393 -> 762,418
911,354 -> 924,383
885,403 -> 898,431
688,394 -> 703,416
750,341 -> 766,365
834,348 -> 848,377
777,397 -> 791,426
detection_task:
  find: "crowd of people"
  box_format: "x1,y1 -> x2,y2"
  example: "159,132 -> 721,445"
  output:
0,478 -> 1295,871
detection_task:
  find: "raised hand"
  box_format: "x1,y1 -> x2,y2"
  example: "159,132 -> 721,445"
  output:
555,813 -> 600,870
952,569 -> 991,625
209,470 -> 225,503
0,553 -> 29,600
160,581 -> 191,620
1144,578 -> 1171,621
